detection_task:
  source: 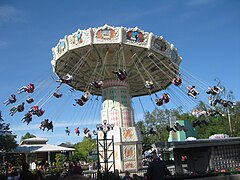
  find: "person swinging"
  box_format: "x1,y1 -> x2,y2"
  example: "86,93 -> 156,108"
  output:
73,91 -> 91,106
53,92 -> 63,98
30,105 -> 45,117
47,121 -> 53,132
206,86 -> 223,95
9,102 -> 25,116
65,126 -> 70,136
145,81 -> 154,90
18,83 -> 35,94
187,85 -> 199,98
40,119 -> 49,131
4,94 -> 17,106
26,97 -> 34,104
172,77 -> 182,86
112,69 -> 127,81
22,112 -> 33,125
75,127 -> 80,136
56,74 -> 73,88
90,81 -> 103,88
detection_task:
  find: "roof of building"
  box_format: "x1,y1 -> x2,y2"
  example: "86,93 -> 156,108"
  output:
11,137 -> 75,153
19,137 -> 48,145
157,137 -> 240,149
12,144 -> 75,153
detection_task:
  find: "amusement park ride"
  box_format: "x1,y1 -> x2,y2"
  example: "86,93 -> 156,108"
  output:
50,24 -> 182,171
2,25 -> 235,172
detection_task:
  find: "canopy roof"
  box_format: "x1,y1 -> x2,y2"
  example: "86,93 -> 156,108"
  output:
20,137 -> 48,145
12,137 -> 75,153
51,24 -> 182,97
13,144 -> 75,153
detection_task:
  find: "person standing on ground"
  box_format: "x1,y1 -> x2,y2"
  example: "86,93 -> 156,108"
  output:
122,170 -> 133,180
146,151 -> 171,180
19,162 -> 34,180
72,161 -> 83,175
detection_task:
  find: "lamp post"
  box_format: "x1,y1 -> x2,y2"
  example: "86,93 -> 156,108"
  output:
95,120 -> 114,173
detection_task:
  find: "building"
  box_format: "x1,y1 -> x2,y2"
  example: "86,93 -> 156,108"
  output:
8,137 -> 75,165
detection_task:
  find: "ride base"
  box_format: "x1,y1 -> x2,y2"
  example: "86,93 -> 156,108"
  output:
101,80 -> 142,172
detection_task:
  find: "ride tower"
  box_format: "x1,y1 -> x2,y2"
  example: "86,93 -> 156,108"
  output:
51,24 -> 182,172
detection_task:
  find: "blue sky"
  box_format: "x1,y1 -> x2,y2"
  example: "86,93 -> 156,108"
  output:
0,0 -> 239,145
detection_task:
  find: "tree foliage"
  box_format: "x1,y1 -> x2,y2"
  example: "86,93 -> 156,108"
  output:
0,111 -> 17,152
136,108 -> 181,151
71,137 -> 97,162
21,132 -> 36,141
55,153 -> 66,166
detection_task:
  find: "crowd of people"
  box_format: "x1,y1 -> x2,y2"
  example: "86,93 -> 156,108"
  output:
1,151 -> 174,180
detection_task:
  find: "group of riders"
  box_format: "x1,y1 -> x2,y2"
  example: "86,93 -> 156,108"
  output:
3,68 -> 236,135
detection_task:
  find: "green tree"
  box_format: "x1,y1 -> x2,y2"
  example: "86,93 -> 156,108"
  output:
55,153 -> 66,167
136,108 -> 181,151
71,137 -> 97,162
0,111 -> 17,152
21,132 -> 36,141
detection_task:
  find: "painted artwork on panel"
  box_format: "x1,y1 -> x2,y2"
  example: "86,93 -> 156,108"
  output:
126,31 -> 143,42
153,38 -> 167,51
57,40 -> 66,54
71,31 -> 83,45
123,128 -> 133,139
171,50 -> 178,63
123,145 -> 135,161
97,28 -> 115,40
124,162 -> 136,169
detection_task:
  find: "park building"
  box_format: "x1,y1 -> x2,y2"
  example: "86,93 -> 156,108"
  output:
7,137 -> 75,166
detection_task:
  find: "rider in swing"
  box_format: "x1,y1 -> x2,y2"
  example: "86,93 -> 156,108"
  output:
172,77 -> 182,86
112,69 -> 127,81
206,86 -> 223,95
18,83 -> 35,94
187,85 -> 199,98
4,94 -> 17,106
75,127 -> 80,136
56,74 -> 73,88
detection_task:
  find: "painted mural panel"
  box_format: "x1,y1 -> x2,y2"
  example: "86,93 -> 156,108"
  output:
93,25 -> 120,43
124,161 -> 136,170
123,145 -> 135,161
68,29 -> 91,50
126,30 -> 144,42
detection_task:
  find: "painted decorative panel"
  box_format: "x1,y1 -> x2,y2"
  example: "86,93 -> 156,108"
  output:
93,24 -> 120,43
52,37 -> 68,60
124,161 -> 136,170
123,27 -> 149,47
68,29 -> 91,50
123,145 -> 135,161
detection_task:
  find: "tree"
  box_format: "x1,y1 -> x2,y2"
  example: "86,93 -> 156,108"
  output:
55,153 -> 66,167
21,132 -> 36,141
136,108 -> 182,151
0,111 -> 17,152
71,137 -> 97,162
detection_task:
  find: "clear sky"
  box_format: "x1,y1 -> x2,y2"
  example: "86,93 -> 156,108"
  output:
0,0 -> 239,145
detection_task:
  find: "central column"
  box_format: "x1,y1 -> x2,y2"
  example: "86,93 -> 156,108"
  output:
101,80 -> 142,172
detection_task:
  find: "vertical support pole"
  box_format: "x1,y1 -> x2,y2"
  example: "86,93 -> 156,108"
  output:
25,153 -> 29,164
104,132 -> 108,172
97,135 -> 100,174
112,135 -> 115,174
47,151 -> 50,163
227,108 -> 232,136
